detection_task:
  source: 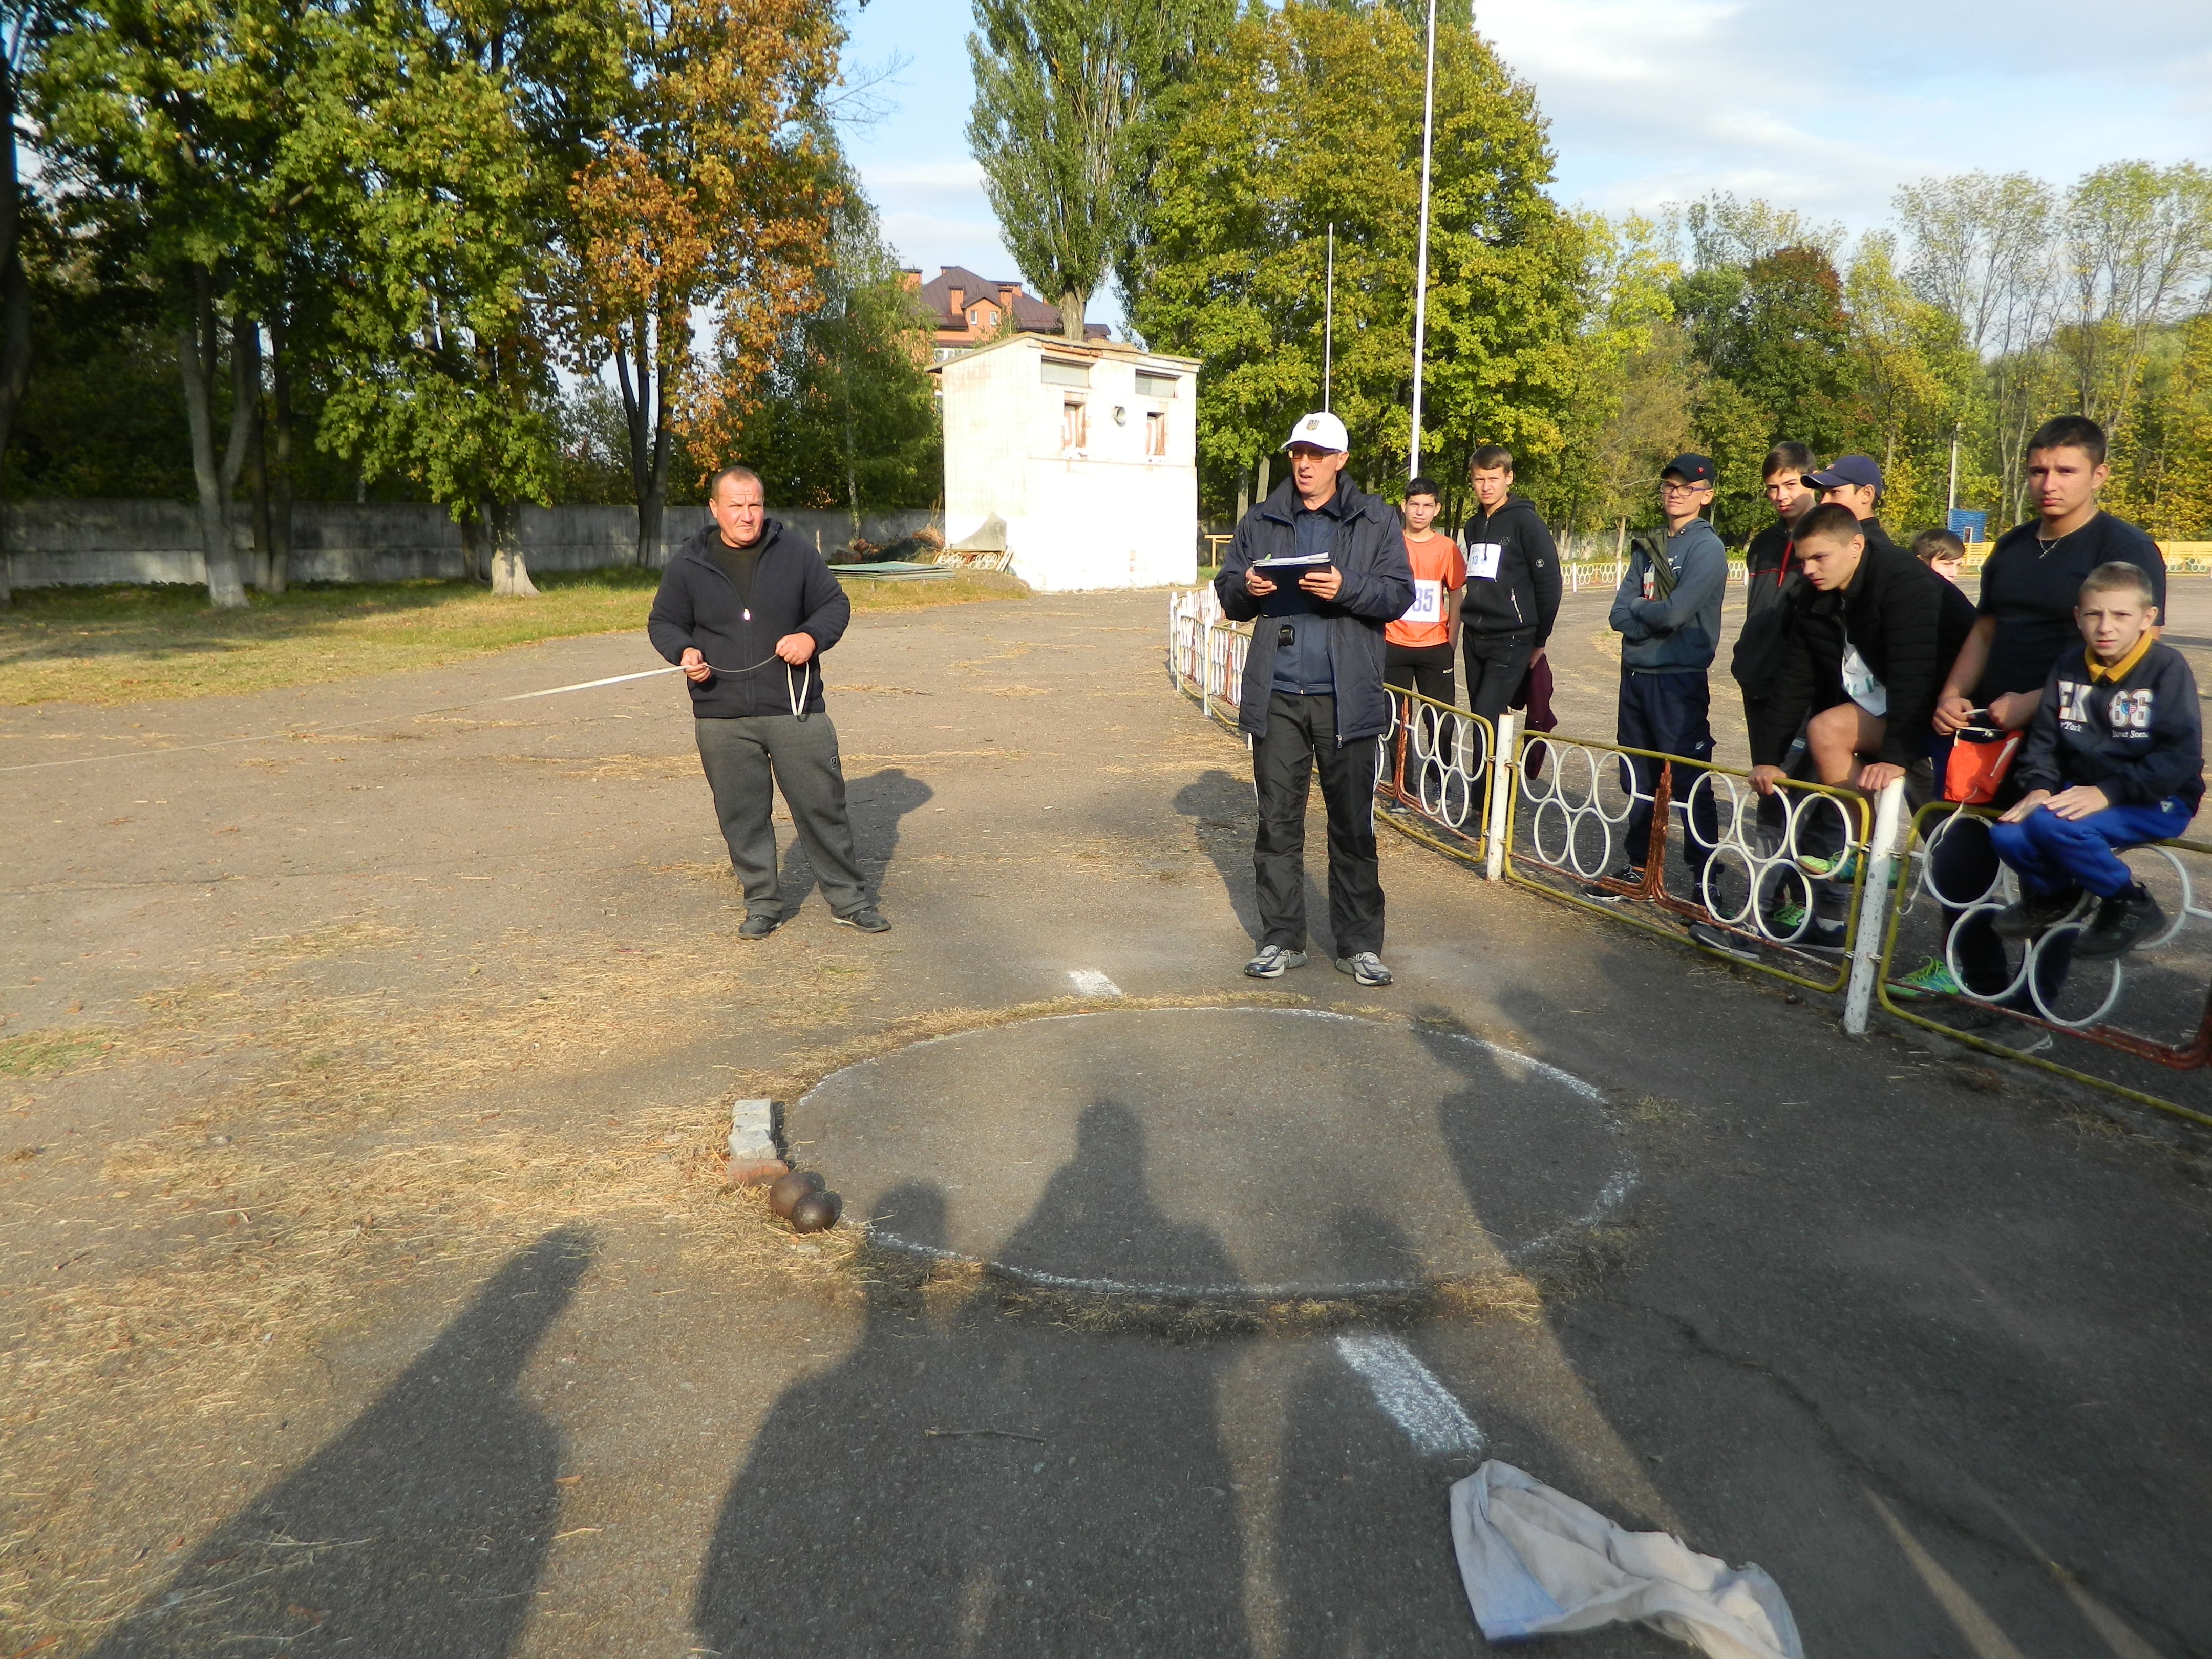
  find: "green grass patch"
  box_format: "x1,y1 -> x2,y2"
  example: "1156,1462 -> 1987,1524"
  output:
0,567 -> 1028,707
0,1028 -> 116,1076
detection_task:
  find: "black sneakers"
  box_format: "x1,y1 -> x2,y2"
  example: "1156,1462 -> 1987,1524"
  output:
1991,885 -> 2085,940
832,907 -> 892,934
2074,886 -> 2164,960
739,912 -> 781,941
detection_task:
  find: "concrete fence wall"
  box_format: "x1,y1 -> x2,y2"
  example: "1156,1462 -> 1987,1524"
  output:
0,500 -> 942,589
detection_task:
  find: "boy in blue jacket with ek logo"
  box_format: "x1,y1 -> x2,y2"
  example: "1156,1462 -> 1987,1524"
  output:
1989,561 -> 2204,959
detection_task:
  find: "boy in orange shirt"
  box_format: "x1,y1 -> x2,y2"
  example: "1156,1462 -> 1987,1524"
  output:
1383,476 -> 1466,708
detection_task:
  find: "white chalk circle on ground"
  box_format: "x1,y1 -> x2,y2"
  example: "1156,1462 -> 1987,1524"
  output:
789,1007 -> 1630,1300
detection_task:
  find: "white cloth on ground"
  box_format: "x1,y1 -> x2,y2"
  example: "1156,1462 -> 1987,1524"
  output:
1449,1460 -> 1803,1659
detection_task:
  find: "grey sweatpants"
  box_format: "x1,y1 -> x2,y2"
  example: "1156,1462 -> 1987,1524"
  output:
694,714 -> 870,918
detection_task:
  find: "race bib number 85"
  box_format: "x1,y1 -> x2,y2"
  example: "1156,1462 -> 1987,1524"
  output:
1401,579 -> 1443,624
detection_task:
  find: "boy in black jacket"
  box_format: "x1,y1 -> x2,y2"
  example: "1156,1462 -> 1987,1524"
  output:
1989,562 -> 2203,959
1458,445 -> 1561,725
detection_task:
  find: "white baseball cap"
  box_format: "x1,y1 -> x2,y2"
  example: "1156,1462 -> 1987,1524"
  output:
1282,410 -> 1348,453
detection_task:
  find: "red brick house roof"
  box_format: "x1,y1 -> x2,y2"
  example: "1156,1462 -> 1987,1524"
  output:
906,265 -> 1111,351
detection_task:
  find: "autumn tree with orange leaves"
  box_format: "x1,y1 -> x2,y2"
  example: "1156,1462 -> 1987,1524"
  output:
566,0 -> 840,566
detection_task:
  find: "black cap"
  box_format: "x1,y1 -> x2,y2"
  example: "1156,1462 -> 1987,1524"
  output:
1661,453 -> 1715,485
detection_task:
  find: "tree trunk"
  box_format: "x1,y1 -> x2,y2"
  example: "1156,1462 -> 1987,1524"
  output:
0,40 -> 30,608
1059,284 -> 1088,342
615,326 -> 658,567
459,513 -> 483,582
239,322 -> 272,590
642,394 -> 671,569
486,498 -> 537,596
266,312 -> 293,594
177,274 -> 248,610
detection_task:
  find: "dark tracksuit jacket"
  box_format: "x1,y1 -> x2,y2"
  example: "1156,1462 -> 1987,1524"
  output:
1747,539 -> 1977,770
647,519 -> 850,717
1214,477 -> 1414,743
1214,476 -> 1412,957
1742,519 -> 1800,626
2015,642 -> 2205,811
1458,495 -> 1562,645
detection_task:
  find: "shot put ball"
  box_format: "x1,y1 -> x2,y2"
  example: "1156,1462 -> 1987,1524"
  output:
768,1168 -> 825,1219
789,1190 -> 842,1233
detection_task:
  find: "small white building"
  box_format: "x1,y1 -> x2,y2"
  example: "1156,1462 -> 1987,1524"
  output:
939,335 -> 1200,592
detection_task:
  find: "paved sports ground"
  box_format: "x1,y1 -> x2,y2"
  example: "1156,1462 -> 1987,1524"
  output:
3,581 -> 2209,1656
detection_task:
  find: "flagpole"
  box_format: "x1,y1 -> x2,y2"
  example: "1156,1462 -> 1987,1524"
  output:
1410,0 -> 1436,475
1324,222 -> 1335,412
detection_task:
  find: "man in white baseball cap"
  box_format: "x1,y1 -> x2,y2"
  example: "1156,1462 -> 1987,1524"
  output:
1211,412 -> 1413,986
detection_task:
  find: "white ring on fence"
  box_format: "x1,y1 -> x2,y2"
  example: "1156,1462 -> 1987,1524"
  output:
1917,809 -> 2006,909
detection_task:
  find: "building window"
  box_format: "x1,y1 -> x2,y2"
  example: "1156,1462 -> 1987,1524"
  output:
1135,371 -> 1178,398
1040,358 -> 1090,388
1061,399 -> 1088,452
1145,409 -> 1167,457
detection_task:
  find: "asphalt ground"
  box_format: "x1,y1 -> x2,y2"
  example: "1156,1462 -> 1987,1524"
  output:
2,582 -> 2209,1656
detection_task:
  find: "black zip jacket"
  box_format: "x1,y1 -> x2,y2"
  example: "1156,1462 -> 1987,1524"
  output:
1458,495 -> 1561,644
1742,520 -> 1799,626
2016,641 -> 2204,810
1214,476 -> 1413,743
1748,539 -> 1976,769
647,519 -> 850,718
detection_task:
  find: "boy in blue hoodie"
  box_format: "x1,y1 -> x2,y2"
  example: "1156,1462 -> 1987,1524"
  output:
1590,454 -> 1728,895
1989,561 -> 2203,959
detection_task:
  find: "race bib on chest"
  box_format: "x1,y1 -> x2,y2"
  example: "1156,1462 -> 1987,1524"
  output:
1466,541 -> 1503,581
1401,579 -> 1443,624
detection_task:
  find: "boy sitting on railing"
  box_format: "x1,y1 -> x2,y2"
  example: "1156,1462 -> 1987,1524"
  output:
1989,562 -> 2203,960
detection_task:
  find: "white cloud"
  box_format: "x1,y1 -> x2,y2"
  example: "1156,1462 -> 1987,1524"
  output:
1476,0 -> 2212,233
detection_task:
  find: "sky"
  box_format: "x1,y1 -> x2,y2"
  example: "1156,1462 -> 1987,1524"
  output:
837,0 -> 2212,334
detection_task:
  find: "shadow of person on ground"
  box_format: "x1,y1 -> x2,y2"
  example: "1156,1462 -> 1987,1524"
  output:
91,1226 -> 592,1658
776,764 -> 932,917
1175,768 -> 1331,955
1275,1210 -> 1488,1658
694,1109 -> 1252,1656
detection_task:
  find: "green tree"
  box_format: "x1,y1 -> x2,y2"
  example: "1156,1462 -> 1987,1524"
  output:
2104,313 -> 2212,539
2056,161 -> 2212,435
1842,235 -> 1981,537
292,0 -> 625,594
737,170 -> 941,529
564,0 -> 839,566
35,0 -> 301,607
1544,211 -> 1682,541
1131,0 -> 1582,520
968,0 -> 1225,342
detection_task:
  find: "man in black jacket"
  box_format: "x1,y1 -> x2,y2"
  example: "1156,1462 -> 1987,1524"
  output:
1742,441 -> 1815,626
648,466 -> 887,940
1750,503 -> 1976,797
1458,445 -> 1562,725
1747,503 -> 1975,943
1215,411 -> 1414,987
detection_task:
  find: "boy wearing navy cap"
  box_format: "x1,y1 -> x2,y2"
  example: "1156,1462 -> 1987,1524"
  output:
1591,454 -> 1727,896
1803,454 -> 1902,556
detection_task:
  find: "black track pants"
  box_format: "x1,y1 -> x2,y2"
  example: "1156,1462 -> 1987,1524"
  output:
1251,691 -> 1385,956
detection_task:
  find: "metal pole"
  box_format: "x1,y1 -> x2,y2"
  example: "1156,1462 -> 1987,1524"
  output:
1843,778 -> 1908,1035
1484,711 -> 1516,880
1323,223 -> 1335,411
1409,0 -> 1436,476
1947,423 -> 1960,516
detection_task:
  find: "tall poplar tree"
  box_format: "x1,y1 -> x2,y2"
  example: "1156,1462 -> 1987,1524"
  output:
966,0 -> 1221,342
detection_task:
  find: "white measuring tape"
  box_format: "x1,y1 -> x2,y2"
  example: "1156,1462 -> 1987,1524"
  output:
0,652 -> 813,773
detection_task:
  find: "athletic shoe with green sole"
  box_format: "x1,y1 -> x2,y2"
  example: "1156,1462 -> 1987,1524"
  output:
1889,956 -> 1964,999
1799,847 -> 1858,882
